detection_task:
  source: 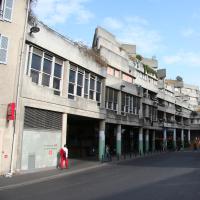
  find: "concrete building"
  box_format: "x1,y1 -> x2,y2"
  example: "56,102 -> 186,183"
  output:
0,0 -> 30,174
1,4 -> 200,175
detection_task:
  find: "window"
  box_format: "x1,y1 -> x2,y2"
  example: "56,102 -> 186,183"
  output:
84,72 -> 89,98
68,66 -> 76,99
122,73 -> 133,83
107,66 -> 120,78
0,34 -> 8,64
0,0 -> 14,21
96,77 -> 101,102
89,75 -> 95,100
68,63 -> 102,103
107,66 -> 114,76
121,92 -> 140,115
27,46 -> 63,95
114,69 -> 120,78
105,87 -> 118,111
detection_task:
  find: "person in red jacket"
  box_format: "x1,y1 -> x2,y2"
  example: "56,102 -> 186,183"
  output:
59,145 -> 68,169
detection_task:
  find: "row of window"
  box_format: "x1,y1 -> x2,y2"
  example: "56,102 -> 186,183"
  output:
107,66 -> 134,84
27,46 -> 63,95
137,71 -> 157,86
0,0 -> 13,21
121,92 -> 140,115
68,64 -> 102,102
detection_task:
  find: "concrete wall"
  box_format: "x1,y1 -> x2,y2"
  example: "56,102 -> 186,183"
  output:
0,0 -> 29,174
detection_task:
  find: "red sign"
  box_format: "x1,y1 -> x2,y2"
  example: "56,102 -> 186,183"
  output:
7,103 -> 16,120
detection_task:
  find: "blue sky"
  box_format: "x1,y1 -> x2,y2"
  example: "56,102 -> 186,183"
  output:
34,0 -> 200,87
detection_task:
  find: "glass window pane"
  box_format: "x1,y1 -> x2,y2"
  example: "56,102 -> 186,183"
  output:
77,86 -> 82,96
77,72 -> 83,86
68,83 -> 74,94
54,63 -> 62,78
96,93 -> 100,101
69,69 -> 76,83
53,78 -> 60,90
90,78 -> 95,90
84,79 -> 88,94
30,70 -> 39,84
42,74 -> 50,86
96,81 -> 101,92
114,90 -> 118,103
31,54 -> 41,70
89,91 -> 94,99
43,59 -> 52,74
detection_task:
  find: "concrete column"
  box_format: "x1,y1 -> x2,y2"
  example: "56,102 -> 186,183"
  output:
163,127 -> 167,150
152,130 -> 155,152
61,113 -> 68,147
173,128 -> 177,150
99,120 -> 105,161
139,128 -> 143,155
188,130 -> 191,144
118,90 -> 122,115
181,129 -> 184,149
116,124 -> 122,156
145,129 -> 149,153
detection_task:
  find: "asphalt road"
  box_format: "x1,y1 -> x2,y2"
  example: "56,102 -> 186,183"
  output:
1,151 -> 200,200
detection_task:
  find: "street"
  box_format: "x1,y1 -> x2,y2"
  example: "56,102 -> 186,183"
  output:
1,151 -> 200,200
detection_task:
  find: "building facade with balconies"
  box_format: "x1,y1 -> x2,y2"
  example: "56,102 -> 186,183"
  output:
2,9 -> 200,175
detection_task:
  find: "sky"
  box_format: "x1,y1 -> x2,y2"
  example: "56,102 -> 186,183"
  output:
33,0 -> 200,87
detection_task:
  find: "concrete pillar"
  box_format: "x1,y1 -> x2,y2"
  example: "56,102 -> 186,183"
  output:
116,124 -> 122,156
181,129 -> 184,149
145,129 -> 149,153
188,130 -> 191,144
139,128 -> 143,155
99,120 -> 105,161
152,130 -> 155,152
163,127 -> 167,150
62,113 -> 68,147
173,128 -> 176,150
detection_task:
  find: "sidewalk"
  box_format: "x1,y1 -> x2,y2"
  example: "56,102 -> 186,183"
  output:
0,159 -> 104,191
0,151 -> 167,191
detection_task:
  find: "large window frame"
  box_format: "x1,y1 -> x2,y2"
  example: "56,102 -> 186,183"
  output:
68,63 -> 102,103
0,0 -> 14,21
105,87 -> 118,112
26,46 -> 64,96
121,92 -> 140,115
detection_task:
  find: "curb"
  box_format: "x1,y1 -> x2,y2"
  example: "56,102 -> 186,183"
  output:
0,163 -> 106,191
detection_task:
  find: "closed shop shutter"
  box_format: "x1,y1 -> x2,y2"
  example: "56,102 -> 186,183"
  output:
21,107 -> 62,170
24,107 -> 62,130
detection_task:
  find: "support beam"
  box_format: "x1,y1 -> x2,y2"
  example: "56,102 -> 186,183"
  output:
163,127 -> 167,151
181,129 -> 184,149
99,120 -> 105,161
188,130 -> 191,144
145,129 -> 149,153
116,124 -> 122,157
173,129 -> 176,150
139,128 -> 143,155
152,130 -> 155,152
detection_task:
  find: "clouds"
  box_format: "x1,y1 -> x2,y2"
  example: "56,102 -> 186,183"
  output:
34,0 -> 93,25
163,51 -> 200,67
102,16 -> 163,56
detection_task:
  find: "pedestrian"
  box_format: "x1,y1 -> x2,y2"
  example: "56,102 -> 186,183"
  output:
105,144 -> 111,161
59,144 -> 69,169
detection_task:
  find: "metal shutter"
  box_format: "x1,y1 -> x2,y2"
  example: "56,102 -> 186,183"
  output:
0,35 -> 8,63
24,107 -> 62,130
